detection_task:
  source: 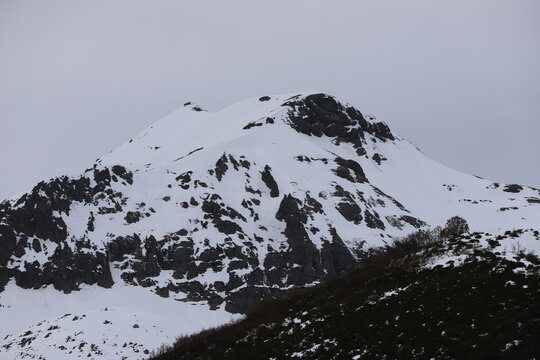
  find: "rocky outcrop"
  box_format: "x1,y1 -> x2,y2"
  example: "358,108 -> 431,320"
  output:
12,243 -> 113,293
261,165 -> 279,197
0,166 -> 133,293
284,93 -> 394,156
503,184 -> 523,193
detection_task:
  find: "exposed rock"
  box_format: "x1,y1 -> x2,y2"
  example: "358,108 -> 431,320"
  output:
284,93 -> 394,156
108,235 -> 142,262
111,165 -> 134,185
372,153 -> 386,165
336,202 -> 363,224
364,209 -> 385,230
333,185 -> 363,224
400,215 -> 427,229
333,157 -> 367,183
320,228 -> 357,277
124,211 -> 142,224
503,184 -> 523,193
31,239 -> 41,253
261,165 -> 279,197
87,212 -> 95,232
214,154 -> 229,181
13,244 -> 113,292
201,198 -> 245,235
243,122 -> 263,130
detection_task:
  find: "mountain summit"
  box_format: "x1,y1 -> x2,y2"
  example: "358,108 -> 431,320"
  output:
1,93 -> 539,359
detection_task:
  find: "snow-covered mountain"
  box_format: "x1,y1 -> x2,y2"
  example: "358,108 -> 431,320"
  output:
1,93 -> 539,359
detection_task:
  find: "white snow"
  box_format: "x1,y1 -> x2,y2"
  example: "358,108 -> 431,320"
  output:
0,270 -> 239,359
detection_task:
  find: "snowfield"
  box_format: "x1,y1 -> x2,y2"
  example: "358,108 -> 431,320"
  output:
0,269 -> 239,359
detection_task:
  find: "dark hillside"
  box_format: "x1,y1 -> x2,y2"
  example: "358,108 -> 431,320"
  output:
150,233 -> 540,360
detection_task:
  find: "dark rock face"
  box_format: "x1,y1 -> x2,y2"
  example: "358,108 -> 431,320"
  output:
336,202 -> 363,224
275,195 -> 314,273
0,166 -> 133,293
8,178 -> 87,243
103,228 -> 269,313
243,116 -> 275,130
272,194 -> 356,287
87,212 -> 95,232
333,157 -> 367,183
109,235 -> 142,262
112,165 -> 134,185
124,211 -> 142,224
333,185 -> 363,224
400,215 -> 427,229
364,210 -> 385,230
0,224 -> 16,291
201,196 -> 246,235
284,93 -> 394,156
0,224 -> 16,268
214,154 -> 229,181
202,194 -> 358,313
385,215 -> 427,231
503,184 -> 523,193
321,228 -> 357,277
372,153 -> 386,165
261,165 -> 279,197
13,243 -> 113,293
243,122 -> 263,130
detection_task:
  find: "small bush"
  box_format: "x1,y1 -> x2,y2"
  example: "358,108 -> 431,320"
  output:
441,216 -> 470,239
524,252 -> 540,265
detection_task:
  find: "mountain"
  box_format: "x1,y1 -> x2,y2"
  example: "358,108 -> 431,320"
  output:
0,93 -> 539,359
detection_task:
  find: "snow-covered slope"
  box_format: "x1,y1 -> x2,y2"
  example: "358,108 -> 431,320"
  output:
0,270 -> 237,360
0,93 -> 539,359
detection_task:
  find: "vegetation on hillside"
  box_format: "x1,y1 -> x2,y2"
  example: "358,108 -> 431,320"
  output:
149,218 -> 540,360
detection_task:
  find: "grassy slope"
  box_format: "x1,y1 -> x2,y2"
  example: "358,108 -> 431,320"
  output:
151,235 -> 540,360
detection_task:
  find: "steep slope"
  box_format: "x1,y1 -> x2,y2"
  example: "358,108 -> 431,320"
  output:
151,230 -> 540,360
0,93 -> 539,358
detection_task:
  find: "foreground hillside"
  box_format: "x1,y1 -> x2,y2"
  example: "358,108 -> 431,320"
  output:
152,229 -> 540,360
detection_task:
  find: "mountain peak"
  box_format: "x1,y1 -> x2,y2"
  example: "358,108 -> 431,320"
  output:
97,92 -> 395,171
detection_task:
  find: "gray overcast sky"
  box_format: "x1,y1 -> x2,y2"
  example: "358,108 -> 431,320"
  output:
0,0 -> 539,199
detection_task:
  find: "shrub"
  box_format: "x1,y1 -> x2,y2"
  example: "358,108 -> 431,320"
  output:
524,252 -> 540,265
441,216 -> 469,239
